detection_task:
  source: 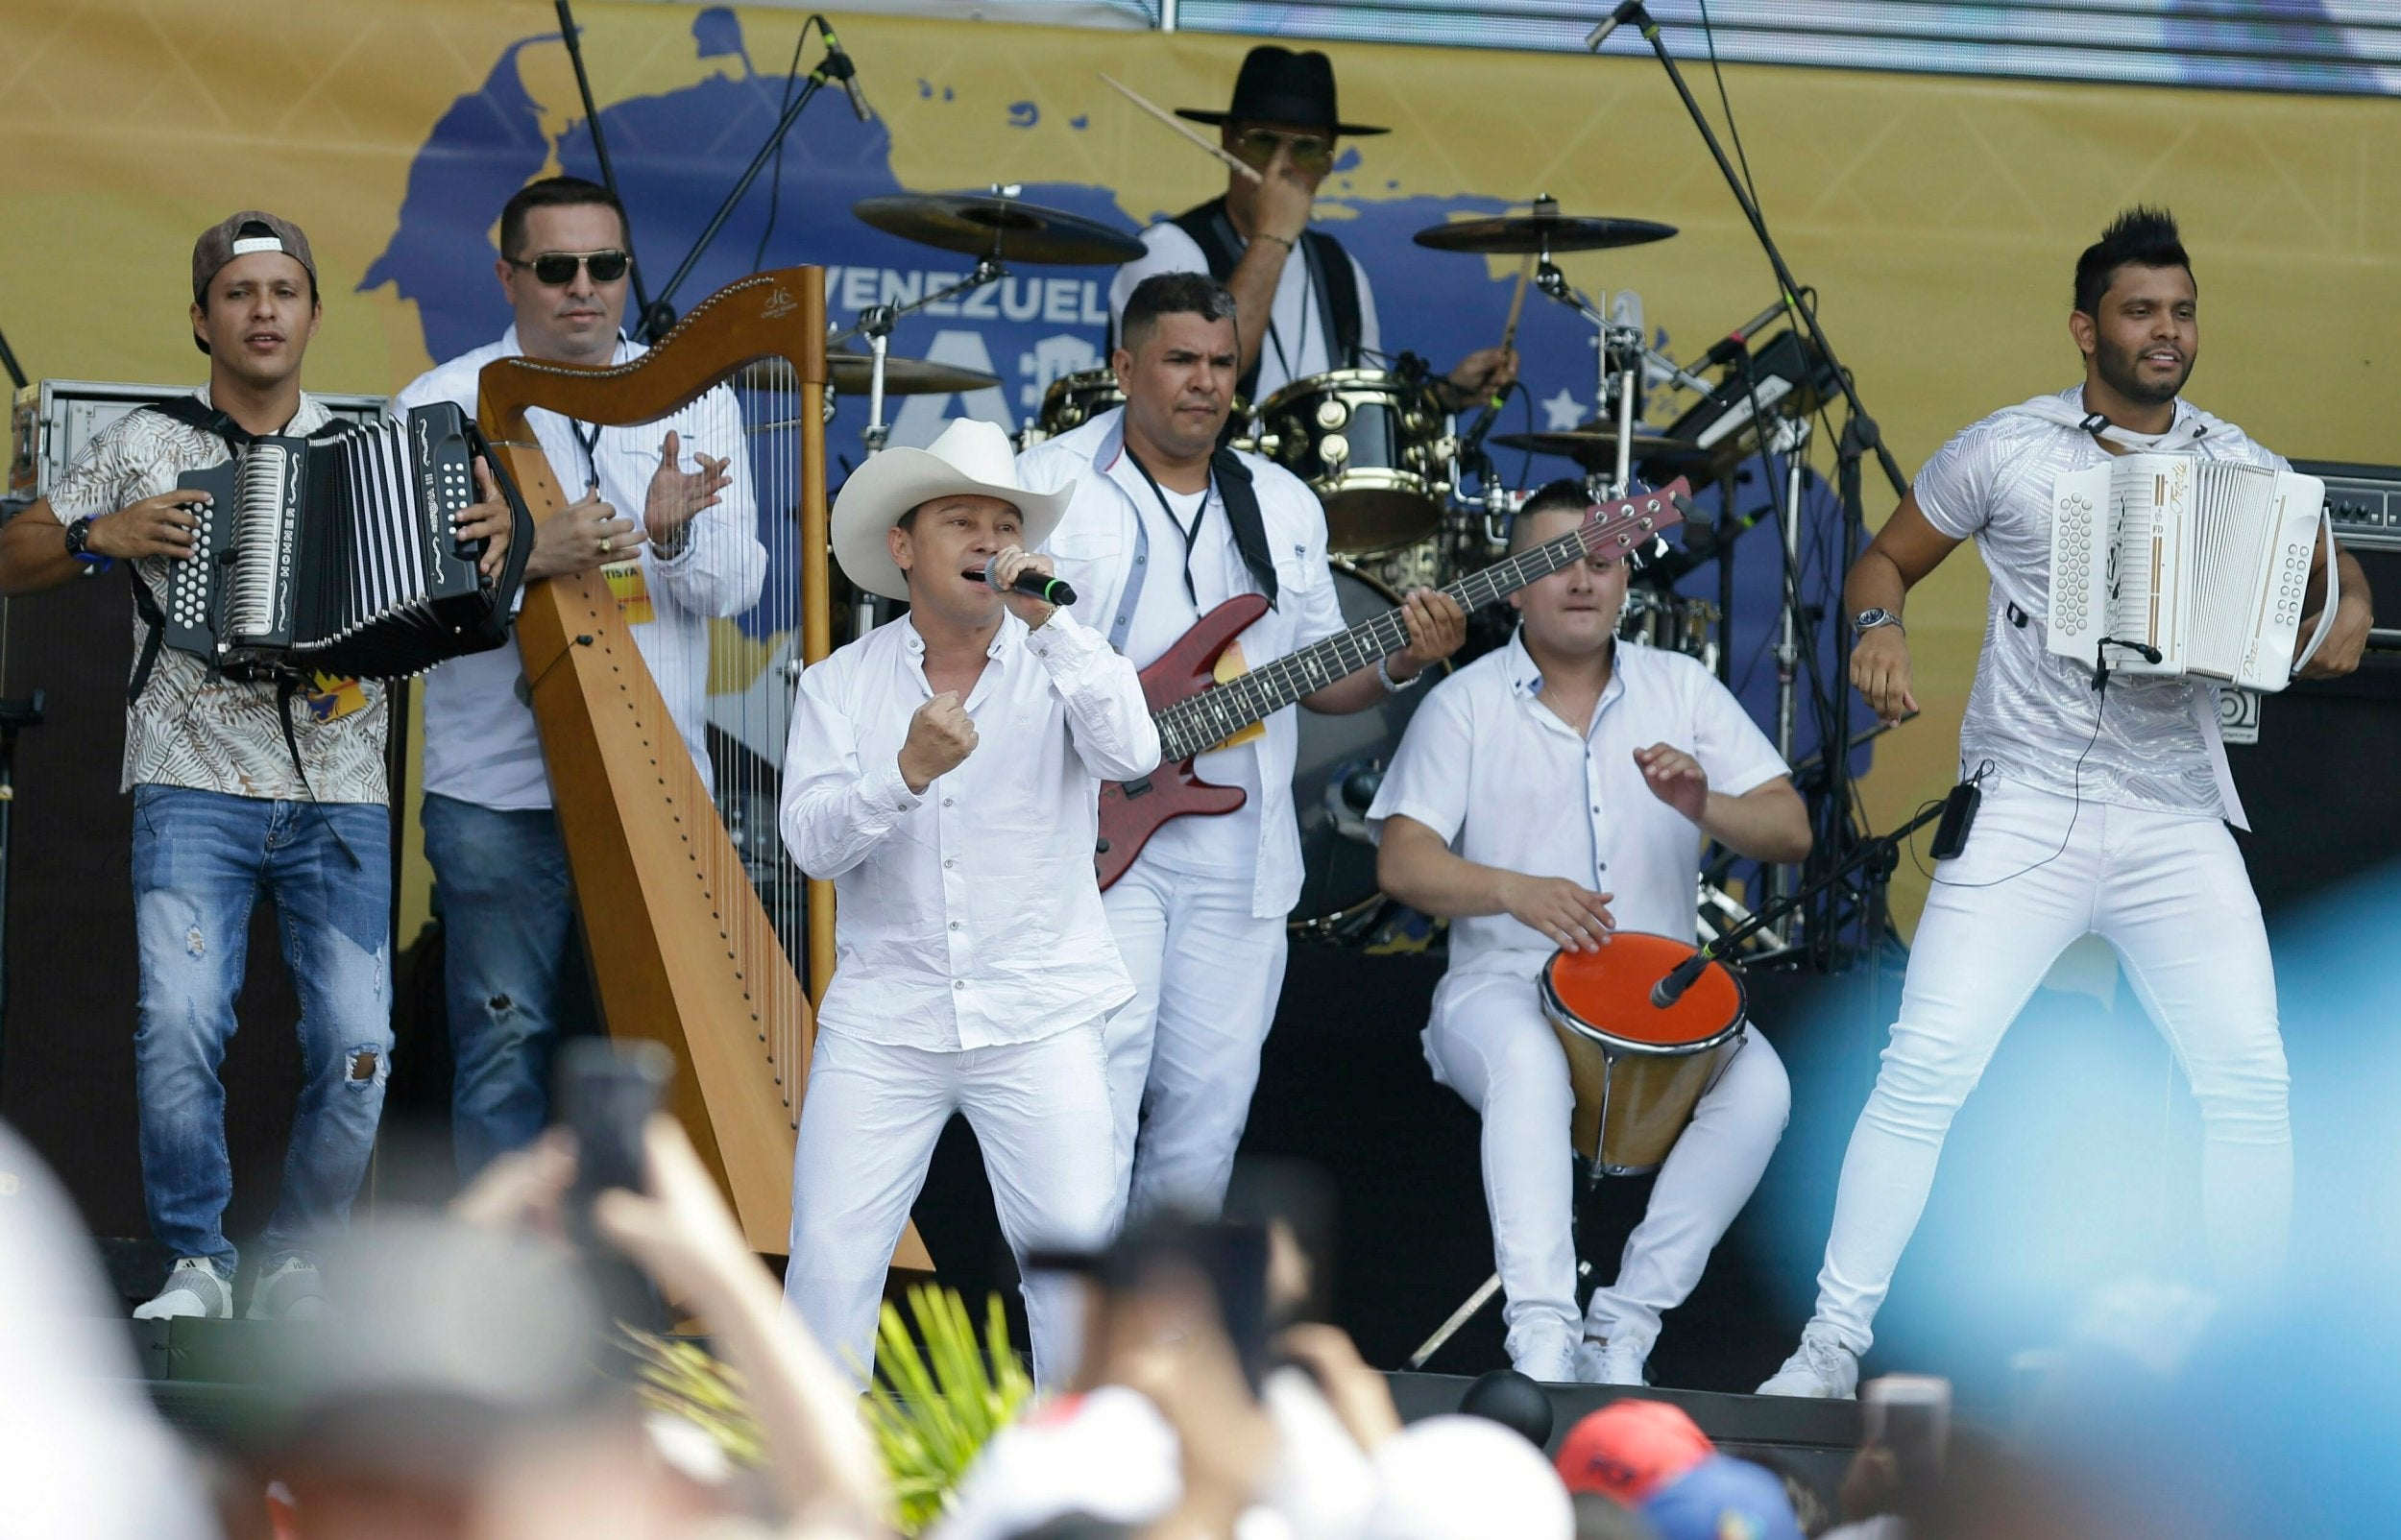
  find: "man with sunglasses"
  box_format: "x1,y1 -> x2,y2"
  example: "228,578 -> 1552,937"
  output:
1107,45 -> 1516,415
390,174 -> 766,1179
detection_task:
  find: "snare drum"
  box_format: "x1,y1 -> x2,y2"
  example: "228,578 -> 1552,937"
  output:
1245,370 -> 1453,556
1539,933 -> 1746,1175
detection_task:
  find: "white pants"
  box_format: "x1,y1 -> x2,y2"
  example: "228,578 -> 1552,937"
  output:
1426,967 -> 1790,1373
1807,779 -> 2292,1355
1101,859 -> 1291,1220
785,1022 -> 1121,1388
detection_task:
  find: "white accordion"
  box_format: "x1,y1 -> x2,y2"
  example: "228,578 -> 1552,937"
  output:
2048,452 -> 2331,692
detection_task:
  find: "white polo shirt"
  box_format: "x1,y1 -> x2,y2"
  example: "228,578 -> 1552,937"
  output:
1021,409 -> 1349,918
1368,630 -> 1789,978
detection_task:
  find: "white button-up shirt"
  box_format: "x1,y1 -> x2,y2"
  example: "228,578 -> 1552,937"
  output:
779,605 -> 1161,1050
391,326 -> 767,810
1020,409 -> 1348,918
1368,630 -> 1789,978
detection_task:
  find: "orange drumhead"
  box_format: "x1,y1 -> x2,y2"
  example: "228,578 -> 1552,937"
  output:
1542,931 -> 1743,1051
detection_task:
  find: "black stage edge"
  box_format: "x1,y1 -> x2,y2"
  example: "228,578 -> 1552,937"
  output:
1387,1370 -> 1859,1494
125,1315 -> 1863,1507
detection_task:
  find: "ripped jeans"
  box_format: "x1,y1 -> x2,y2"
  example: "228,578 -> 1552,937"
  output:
132,784 -> 393,1274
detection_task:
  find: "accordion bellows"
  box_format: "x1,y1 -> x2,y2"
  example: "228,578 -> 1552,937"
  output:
167,402 -> 521,680
2049,452 -> 2326,693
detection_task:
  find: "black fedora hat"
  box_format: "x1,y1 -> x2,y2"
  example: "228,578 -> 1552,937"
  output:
1176,45 -> 1388,137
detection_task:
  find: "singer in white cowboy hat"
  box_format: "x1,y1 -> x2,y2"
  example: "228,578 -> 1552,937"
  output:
778,418 -> 1160,1387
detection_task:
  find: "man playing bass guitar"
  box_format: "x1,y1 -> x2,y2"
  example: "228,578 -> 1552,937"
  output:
1019,272 -> 1467,1220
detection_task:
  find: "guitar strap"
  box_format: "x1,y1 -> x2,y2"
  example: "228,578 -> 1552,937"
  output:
1106,446 -> 1280,656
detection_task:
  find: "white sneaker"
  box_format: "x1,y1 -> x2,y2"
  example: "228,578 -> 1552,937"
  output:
1508,1326 -> 1578,1384
247,1256 -> 331,1322
1575,1335 -> 1650,1386
133,1258 -> 233,1321
1757,1328 -> 1858,1398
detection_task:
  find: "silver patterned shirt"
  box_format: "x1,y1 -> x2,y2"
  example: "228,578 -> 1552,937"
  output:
44,388 -> 391,804
1914,385 -> 2285,818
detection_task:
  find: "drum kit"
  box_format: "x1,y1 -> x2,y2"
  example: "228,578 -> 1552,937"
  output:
810,184 -> 1799,943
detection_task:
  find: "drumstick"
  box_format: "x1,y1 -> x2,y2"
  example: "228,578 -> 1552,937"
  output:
1499,253 -> 1533,355
1100,73 -> 1265,185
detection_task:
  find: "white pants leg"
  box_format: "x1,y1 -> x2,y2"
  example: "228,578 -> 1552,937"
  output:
1584,1028 -> 1790,1354
1100,864 -> 1171,1195
785,1031 -> 957,1384
1807,781 -> 2292,1354
957,1020 -> 1124,1387
2091,799 -> 2291,1294
1104,861 -> 1289,1220
1425,971 -> 1582,1372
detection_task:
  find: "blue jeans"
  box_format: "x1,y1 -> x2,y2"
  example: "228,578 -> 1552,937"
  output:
421,793 -> 594,1179
132,785 -> 393,1273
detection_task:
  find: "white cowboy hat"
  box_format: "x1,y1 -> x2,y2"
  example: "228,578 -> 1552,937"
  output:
830,418 -> 1075,602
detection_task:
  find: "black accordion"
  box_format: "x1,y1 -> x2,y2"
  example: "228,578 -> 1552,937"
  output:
166,402 -> 528,680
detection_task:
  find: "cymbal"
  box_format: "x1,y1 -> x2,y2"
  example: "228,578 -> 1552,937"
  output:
829,352 -> 1000,397
1414,213 -> 1678,255
1491,425 -> 1712,467
854,191 -> 1147,266
737,355 -> 1003,397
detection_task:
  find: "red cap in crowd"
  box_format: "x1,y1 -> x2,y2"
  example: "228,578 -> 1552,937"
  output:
1553,1398 -> 1716,1504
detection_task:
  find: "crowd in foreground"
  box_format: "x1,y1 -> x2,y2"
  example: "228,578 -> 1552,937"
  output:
8,1105 -> 2390,1540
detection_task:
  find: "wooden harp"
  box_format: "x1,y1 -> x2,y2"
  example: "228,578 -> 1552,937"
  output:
475,266 -> 928,1270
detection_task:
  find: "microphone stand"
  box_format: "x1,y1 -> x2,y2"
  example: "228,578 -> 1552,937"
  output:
1597,1 -> 1904,966
554,1 -> 659,336
639,64 -> 838,342
1655,788 -> 1950,1010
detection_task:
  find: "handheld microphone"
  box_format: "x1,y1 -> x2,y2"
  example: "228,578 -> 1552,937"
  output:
1586,0 -> 1648,50
812,16 -> 874,123
1649,949 -> 1712,1010
978,565 -> 1079,608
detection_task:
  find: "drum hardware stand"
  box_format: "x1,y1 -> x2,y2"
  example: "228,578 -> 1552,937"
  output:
1531,259 -> 1652,499
1765,415 -> 1813,903
830,249 -> 1009,456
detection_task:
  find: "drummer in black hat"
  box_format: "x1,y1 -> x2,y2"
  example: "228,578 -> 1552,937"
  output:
1106,44 -> 1516,414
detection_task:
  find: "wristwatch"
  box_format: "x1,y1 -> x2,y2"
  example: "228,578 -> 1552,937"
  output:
1376,655 -> 1424,694
1852,607 -> 1904,638
62,516 -> 111,571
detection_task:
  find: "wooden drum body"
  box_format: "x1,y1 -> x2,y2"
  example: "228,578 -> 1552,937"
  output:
1539,932 -> 1746,1176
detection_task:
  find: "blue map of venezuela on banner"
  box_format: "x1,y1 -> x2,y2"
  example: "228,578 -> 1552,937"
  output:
362,6 -> 1861,774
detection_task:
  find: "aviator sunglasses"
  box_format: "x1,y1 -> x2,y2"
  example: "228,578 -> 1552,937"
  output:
1231,127 -> 1337,172
509,249 -> 632,285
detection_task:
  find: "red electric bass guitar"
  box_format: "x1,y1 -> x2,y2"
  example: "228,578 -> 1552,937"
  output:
1095,481 -> 1688,890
